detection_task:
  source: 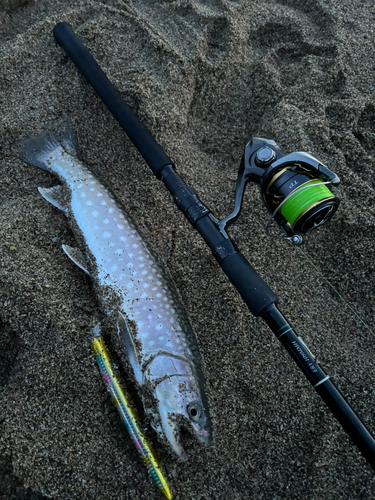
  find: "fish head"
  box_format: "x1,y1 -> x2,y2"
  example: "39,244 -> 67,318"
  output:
154,373 -> 212,459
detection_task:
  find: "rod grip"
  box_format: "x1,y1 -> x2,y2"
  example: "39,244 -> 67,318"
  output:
53,22 -> 174,177
221,252 -> 278,316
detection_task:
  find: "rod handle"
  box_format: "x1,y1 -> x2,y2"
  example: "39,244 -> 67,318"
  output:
53,22 -> 174,178
161,166 -> 279,316
220,251 -> 278,316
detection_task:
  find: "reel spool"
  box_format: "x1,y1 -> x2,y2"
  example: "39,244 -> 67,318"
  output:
218,138 -> 340,244
262,162 -> 340,235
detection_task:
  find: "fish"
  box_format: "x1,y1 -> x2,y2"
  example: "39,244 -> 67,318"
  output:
14,119 -> 212,459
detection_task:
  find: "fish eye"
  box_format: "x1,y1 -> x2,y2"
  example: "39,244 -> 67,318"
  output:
187,403 -> 203,421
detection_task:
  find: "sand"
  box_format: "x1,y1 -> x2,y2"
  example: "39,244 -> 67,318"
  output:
0,0 -> 374,498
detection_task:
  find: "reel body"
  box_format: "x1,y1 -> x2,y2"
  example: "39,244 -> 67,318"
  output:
219,138 -> 340,243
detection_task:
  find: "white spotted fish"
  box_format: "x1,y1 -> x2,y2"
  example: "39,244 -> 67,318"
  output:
14,120 -> 212,458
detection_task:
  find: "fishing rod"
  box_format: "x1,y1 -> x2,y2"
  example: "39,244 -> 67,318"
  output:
52,22 -> 375,470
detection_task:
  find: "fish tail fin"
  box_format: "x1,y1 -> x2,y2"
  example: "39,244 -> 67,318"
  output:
12,117 -> 77,170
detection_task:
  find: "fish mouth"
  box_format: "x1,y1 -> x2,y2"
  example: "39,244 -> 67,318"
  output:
159,406 -> 188,461
158,407 -> 212,460
192,423 -> 212,446
153,371 -> 212,458
187,400 -> 213,446
154,377 -> 212,459
156,397 -> 212,460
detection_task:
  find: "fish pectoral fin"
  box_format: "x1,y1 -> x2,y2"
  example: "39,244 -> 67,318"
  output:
38,185 -> 68,212
62,244 -> 90,275
117,312 -> 143,385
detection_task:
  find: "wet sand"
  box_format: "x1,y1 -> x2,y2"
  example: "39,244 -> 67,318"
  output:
0,0 -> 375,498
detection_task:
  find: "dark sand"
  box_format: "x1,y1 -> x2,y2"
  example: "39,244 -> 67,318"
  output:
1,0 -> 375,498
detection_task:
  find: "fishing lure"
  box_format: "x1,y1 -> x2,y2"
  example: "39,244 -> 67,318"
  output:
92,327 -> 172,499
14,119 -> 212,458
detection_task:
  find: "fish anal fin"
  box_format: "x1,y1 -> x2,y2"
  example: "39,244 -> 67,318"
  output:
38,185 -> 68,213
62,244 -> 90,275
117,311 -> 143,385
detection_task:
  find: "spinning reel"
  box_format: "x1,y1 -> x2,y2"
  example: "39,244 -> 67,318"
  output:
219,138 -> 340,244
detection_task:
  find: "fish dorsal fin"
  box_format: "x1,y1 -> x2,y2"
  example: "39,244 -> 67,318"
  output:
62,244 -> 90,275
38,185 -> 68,212
117,312 -> 143,385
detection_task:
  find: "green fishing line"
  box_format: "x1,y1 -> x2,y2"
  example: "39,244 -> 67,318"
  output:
280,180 -> 334,228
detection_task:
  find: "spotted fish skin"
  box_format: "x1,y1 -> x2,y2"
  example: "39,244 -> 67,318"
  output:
15,121 -> 212,458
